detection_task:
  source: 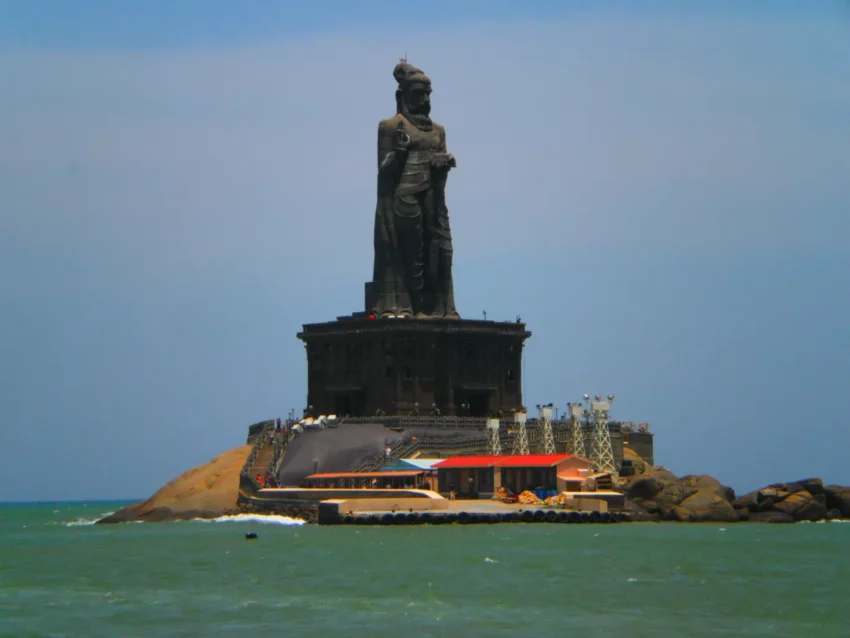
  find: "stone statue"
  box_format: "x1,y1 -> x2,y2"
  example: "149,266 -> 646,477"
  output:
367,62 -> 459,319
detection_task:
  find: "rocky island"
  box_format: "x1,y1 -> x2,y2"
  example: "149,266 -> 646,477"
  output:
97,441 -> 849,525
98,60 -> 848,527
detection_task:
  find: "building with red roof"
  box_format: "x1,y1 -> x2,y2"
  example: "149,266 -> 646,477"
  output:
433,454 -> 593,498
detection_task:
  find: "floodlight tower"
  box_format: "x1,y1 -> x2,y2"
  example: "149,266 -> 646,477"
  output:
567,401 -> 587,458
512,410 -> 529,455
487,417 -> 502,456
588,394 -> 617,475
538,403 -> 556,454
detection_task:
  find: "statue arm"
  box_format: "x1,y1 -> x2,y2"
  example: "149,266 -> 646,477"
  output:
378,120 -> 407,172
431,126 -> 456,171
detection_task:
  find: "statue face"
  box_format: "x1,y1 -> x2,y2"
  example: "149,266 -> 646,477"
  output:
404,81 -> 432,116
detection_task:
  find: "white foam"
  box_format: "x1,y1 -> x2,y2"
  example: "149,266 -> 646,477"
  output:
62,517 -> 101,527
484,557 -> 497,563
54,511 -> 115,527
191,514 -> 305,526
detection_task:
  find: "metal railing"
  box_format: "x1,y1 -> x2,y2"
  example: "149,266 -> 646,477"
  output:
240,423 -> 274,491
268,428 -> 297,479
339,415 -> 628,433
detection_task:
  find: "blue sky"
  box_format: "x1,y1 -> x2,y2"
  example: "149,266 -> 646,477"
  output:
1,2 -> 848,501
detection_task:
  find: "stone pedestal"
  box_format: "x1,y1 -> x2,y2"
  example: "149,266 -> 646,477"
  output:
297,316 -> 531,418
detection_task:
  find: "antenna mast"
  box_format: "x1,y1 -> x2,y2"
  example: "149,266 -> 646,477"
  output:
511,410 -> 529,455
568,401 -> 587,458
588,394 -> 617,475
538,404 -> 556,454
487,417 -> 502,456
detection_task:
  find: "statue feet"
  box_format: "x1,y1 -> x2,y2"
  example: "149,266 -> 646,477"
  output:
381,310 -> 414,319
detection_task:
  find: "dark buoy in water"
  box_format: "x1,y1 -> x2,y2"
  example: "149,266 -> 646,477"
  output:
245,532 -> 258,540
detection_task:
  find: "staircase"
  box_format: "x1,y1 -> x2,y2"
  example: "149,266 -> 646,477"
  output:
246,434 -> 276,481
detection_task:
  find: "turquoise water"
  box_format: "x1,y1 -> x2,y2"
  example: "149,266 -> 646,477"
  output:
1,502 -> 847,637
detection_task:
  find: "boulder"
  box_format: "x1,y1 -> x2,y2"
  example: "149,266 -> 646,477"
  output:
736,508 -> 750,522
774,481 -> 805,495
626,477 -> 664,500
824,485 -> 850,517
646,467 -> 679,483
678,489 -> 738,522
798,478 -> 825,495
748,510 -> 795,524
773,490 -> 828,522
733,491 -> 759,512
623,499 -> 661,522
640,499 -> 661,514
757,497 -> 775,512
656,474 -> 730,508
826,509 -> 842,521
657,483 -> 698,507
666,505 -> 698,522
758,487 -> 788,503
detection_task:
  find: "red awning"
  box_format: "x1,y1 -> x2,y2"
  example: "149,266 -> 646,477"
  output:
495,454 -> 573,468
306,470 -> 423,480
432,455 -> 511,469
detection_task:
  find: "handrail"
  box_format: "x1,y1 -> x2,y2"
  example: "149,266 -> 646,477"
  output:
240,423 -> 274,487
339,415 -> 627,432
268,429 -> 296,479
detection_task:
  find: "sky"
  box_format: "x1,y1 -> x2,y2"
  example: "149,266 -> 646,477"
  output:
1,1 -> 849,501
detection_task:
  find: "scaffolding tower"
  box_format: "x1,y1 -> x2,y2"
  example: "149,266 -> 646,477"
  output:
588,394 -> 617,475
538,404 -> 556,454
511,410 -> 529,455
567,402 -> 587,458
486,417 -> 502,456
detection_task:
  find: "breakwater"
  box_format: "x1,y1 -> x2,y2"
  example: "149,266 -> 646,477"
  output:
319,508 -> 628,525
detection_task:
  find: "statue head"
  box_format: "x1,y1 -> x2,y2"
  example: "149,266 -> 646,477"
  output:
393,62 -> 432,129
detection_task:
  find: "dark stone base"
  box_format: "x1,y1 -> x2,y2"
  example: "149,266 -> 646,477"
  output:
297,315 -> 531,418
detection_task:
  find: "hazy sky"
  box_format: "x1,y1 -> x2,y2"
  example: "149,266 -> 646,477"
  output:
2,1 -> 848,501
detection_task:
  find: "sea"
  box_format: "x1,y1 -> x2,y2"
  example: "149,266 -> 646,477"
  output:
0,501 -> 847,637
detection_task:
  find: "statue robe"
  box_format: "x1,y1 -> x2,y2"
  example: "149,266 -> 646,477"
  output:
370,113 -> 457,318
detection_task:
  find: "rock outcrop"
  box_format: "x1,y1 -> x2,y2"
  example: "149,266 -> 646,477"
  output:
97,445 -> 252,523
825,485 -> 850,516
622,463 -> 848,524
730,478 -> 835,523
624,470 -> 738,522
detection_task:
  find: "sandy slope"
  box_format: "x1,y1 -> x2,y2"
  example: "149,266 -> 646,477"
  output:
97,445 -> 251,523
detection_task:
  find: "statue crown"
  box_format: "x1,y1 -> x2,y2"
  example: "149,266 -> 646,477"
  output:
393,62 -> 431,89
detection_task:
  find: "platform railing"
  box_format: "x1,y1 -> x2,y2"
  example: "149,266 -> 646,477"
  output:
240,423 -> 274,490
339,415 -> 627,433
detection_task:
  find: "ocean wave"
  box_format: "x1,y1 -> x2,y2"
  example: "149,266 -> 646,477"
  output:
56,512 -> 114,527
190,514 -> 305,526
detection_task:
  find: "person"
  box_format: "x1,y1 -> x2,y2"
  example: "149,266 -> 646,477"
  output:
256,474 -> 264,488
449,483 -> 455,500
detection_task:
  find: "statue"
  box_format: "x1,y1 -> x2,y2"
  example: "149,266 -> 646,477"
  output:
367,62 -> 459,319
